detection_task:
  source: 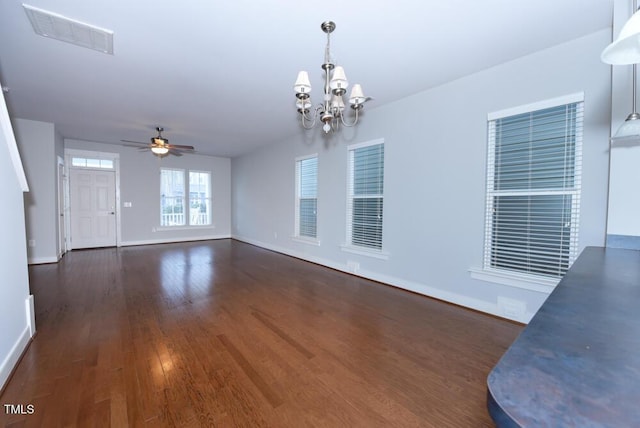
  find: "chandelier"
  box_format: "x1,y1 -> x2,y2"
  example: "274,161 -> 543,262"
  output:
294,21 -> 369,133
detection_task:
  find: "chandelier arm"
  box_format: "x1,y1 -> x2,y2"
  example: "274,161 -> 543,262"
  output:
300,105 -> 325,129
300,111 -> 316,130
339,107 -> 360,128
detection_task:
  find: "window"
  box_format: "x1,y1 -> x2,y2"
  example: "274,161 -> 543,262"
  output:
160,169 -> 212,227
71,157 -> 113,169
347,140 -> 384,250
484,95 -> 583,279
295,155 -> 318,239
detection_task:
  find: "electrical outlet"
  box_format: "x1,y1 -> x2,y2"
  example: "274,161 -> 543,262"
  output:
347,260 -> 360,273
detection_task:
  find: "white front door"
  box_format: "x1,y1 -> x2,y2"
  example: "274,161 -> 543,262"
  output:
69,169 -> 117,249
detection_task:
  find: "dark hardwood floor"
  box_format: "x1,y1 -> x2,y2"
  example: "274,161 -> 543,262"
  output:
0,239 -> 522,427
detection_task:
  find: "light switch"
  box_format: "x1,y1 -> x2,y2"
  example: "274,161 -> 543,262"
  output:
123,202 -> 132,208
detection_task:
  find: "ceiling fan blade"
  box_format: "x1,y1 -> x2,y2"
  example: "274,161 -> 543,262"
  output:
169,149 -> 183,157
120,139 -> 147,145
168,144 -> 195,150
123,144 -> 150,151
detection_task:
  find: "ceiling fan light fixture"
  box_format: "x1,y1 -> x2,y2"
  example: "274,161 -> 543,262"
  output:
151,146 -> 169,155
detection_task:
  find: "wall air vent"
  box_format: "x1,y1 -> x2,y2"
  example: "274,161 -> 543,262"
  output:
23,4 -> 113,54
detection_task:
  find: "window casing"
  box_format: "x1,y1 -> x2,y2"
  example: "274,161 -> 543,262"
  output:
347,140 -> 384,251
295,155 -> 318,239
483,96 -> 583,280
160,169 -> 211,227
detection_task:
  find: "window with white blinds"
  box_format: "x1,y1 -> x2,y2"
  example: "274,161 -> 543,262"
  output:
295,155 -> 318,238
347,140 -> 384,250
484,96 -> 583,279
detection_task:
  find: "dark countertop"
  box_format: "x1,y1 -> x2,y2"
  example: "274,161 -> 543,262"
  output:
487,246 -> 640,427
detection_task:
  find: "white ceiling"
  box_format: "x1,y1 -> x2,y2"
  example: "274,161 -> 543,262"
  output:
0,0 -> 613,158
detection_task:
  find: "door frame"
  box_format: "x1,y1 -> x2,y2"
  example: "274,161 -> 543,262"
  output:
56,156 -> 67,258
65,148 -> 121,249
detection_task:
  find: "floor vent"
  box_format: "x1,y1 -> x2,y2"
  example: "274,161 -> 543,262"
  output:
23,4 -> 114,54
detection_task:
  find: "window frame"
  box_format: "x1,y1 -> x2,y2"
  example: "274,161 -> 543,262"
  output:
477,93 -> 584,288
188,170 -> 212,226
159,168 -> 213,229
160,168 -> 186,227
293,154 -> 319,244
71,156 -> 114,169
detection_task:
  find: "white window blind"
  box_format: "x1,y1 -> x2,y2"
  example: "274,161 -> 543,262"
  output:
484,99 -> 583,279
347,141 -> 384,250
295,155 -> 318,238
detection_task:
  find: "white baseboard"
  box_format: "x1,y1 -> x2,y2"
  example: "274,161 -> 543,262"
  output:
232,234 -> 532,323
0,326 -> 31,391
120,234 -> 231,247
28,256 -> 58,265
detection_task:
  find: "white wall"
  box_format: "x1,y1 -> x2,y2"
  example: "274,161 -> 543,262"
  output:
65,139 -> 231,245
232,29 -> 612,323
0,89 -> 33,390
14,118 -> 59,264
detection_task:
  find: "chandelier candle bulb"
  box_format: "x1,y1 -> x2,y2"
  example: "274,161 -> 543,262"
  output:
330,66 -> 348,94
294,71 -> 312,96
349,84 -> 365,105
330,94 -> 345,112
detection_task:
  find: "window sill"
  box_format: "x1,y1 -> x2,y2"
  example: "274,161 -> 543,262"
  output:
154,225 -> 215,232
291,236 -> 321,246
469,267 -> 558,293
340,245 -> 390,260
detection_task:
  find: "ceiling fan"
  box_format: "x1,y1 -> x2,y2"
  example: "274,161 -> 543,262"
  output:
121,127 -> 195,157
